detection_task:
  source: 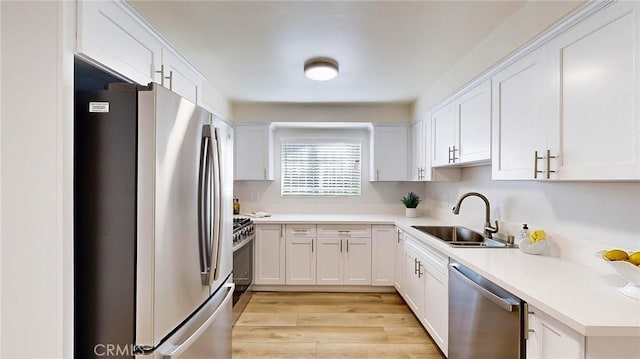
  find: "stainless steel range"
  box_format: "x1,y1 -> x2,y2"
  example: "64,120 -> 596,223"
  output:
232,216 -> 254,323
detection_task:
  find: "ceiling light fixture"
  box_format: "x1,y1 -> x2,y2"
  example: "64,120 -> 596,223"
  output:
304,58 -> 339,81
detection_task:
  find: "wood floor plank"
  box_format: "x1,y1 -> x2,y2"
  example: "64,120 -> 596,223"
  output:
384,326 -> 433,344
297,313 -> 419,327
244,302 -> 339,313
233,326 -> 389,344
232,342 -> 316,359
234,313 -> 298,326
336,303 -> 411,314
316,343 -> 441,359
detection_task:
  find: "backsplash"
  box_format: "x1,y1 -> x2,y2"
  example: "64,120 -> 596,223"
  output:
423,165 -> 640,271
234,180 -> 426,215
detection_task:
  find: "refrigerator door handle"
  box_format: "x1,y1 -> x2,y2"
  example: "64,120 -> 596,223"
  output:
198,125 -> 213,285
161,283 -> 235,359
209,128 -> 223,283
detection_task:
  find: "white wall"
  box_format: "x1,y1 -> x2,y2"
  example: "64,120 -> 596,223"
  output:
233,102 -> 411,124
423,166 -> 640,271
234,127 -> 424,215
413,0 -> 583,118
1,2 -> 74,357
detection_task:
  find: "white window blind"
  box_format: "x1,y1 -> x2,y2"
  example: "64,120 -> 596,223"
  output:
281,142 -> 361,196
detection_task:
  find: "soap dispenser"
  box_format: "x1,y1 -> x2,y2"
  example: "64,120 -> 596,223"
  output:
519,224 -> 529,241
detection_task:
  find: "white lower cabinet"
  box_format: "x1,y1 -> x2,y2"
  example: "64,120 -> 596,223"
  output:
394,227 -> 405,294
254,224 -> 285,285
285,237 -> 316,285
316,238 -> 344,285
316,225 -> 372,285
371,225 -> 395,286
316,237 -> 372,285
285,225 -> 317,285
526,304 -> 584,359
422,261 -> 448,356
402,234 -> 449,356
343,237 -> 372,285
403,241 -> 425,317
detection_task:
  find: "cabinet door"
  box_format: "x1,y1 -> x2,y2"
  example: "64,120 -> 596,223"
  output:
161,48 -> 201,104
316,238 -> 343,285
526,305 -> 584,359
411,121 -> 426,181
455,80 -> 491,164
235,125 -> 272,180
254,225 -> 285,285
371,225 -> 394,286
423,265 -> 449,356
547,1 -> 640,180
285,237 -> 316,285
492,47 -> 549,180
371,125 -> 408,181
431,104 -> 456,167
394,228 -> 404,293
403,245 -> 425,317
343,238 -> 372,285
77,0 -> 162,85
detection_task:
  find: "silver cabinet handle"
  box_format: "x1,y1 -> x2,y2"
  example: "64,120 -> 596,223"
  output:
155,64 -> 165,86
449,263 -> 518,312
524,302 -> 535,340
448,146 -> 452,164
534,150 -> 543,179
414,258 -> 419,275
397,230 -> 401,243
417,261 -> 423,278
452,145 -> 458,163
340,239 -> 343,252
165,70 -> 173,90
346,239 -> 349,252
546,149 -> 556,179
311,238 -> 314,252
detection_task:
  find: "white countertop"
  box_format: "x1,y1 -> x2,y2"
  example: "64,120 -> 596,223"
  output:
249,213 -> 640,337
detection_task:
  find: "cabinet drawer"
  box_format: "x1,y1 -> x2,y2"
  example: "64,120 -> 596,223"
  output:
421,245 -> 449,277
317,224 -> 371,238
285,224 -> 317,238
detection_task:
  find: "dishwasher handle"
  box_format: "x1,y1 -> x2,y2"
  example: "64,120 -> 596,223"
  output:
449,263 -> 518,312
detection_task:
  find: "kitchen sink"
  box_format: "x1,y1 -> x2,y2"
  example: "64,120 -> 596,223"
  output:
411,226 -> 514,248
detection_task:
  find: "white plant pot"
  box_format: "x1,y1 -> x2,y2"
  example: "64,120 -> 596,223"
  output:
405,208 -> 418,218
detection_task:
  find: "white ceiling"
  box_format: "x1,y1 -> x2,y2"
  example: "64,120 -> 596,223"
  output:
127,1 -> 525,104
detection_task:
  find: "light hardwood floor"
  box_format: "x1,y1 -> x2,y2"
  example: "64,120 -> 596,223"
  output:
232,292 -> 446,359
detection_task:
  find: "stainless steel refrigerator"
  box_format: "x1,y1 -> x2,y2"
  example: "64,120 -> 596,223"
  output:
74,83 -> 233,358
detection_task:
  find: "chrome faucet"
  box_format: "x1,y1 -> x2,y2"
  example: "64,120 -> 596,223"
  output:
452,192 -> 499,239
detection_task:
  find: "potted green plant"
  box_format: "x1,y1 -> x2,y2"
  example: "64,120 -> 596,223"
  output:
401,192 -> 421,218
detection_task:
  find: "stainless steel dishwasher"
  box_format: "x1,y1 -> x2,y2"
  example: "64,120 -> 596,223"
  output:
449,260 -> 525,359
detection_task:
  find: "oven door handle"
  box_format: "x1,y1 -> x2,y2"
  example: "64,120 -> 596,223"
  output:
449,263 -> 518,312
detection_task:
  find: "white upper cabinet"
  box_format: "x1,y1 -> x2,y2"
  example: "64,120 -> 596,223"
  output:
431,104 -> 456,167
454,80 -> 492,164
77,0 -> 204,104
492,47 -> 549,180
546,1 -> 640,180
410,120 -> 427,181
77,1 -> 162,85
493,1 -> 640,180
432,80 -> 492,167
160,48 -> 201,104
371,125 -> 409,181
234,125 -> 273,180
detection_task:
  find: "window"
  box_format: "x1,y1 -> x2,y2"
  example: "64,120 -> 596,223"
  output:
281,142 -> 361,196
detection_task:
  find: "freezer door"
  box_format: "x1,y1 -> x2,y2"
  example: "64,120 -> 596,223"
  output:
137,84 -> 213,347
153,277 -> 234,359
